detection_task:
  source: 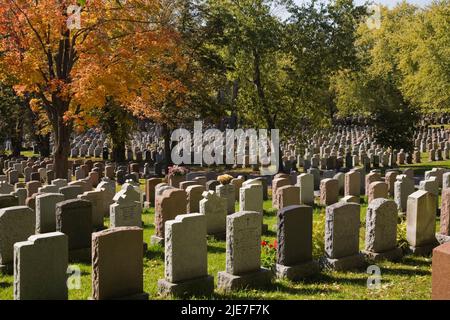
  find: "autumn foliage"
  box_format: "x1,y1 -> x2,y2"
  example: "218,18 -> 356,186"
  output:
0,0 -> 186,177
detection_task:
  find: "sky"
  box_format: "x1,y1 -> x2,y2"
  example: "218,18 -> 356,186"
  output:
274,0 -> 435,18
294,0 -> 432,7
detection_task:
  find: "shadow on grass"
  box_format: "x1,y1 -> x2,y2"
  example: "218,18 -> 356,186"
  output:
380,267 -> 430,277
144,224 -> 155,232
257,281 -> 338,295
145,247 -> 165,261
0,281 -> 12,289
399,256 -> 432,268
211,281 -> 337,300
263,229 -> 277,238
263,209 -> 277,218
207,245 -> 226,254
301,273 -> 368,287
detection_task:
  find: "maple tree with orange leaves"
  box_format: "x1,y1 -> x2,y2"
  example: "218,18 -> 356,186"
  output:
0,0 -> 185,178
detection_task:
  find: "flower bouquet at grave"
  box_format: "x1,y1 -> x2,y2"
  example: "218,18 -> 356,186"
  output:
261,240 -> 278,271
168,165 -> 189,177
217,174 -> 233,185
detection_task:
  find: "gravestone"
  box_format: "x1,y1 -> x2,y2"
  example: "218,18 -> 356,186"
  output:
0,181 -> 14,195
144,178 -> 162,208
334,172 -> 345,195
363,199 -> 402,261
217,211 -> 271,291
440,188 -> 450,236
407,190 -> 438,255
110,192 -> 142,228
96,178 -> 116,217
395,175 -> 415,213
420,178 -> 439,209
12,188 -> 27,206
239,183 -> 263,214
0,194 -> 19,209
91,227 -> 148,300
323,202 -> 365,271
56,199 -> 92,262
254,177 -> 269,201
26,181 -> 41,198
0,206 -> 35,273
186,185 -> 205,214
206,180 -> 220,192
200,191 -> 227,239
345,170 -> 361,197
432,242 -> 450,300
38,185 -> 59,194
365,172 -> 382,196
13,232 -> 68,300
52,179 -> 68,190
78,190 -> 105,230
152,189 -> 187,246
216,184 -> 235,215
308,168 -> 320,190
275,205 -> 319,280
297,174 -> 314,206
272,178 -> 291,209
35,193 -> 65,233
276,185 -> 300,209
341,195 -> 360,204
158,214 -> 214,297
368,181 -> 388,204
385,171 -> 398,197
59,185 -> 83,200
231,178 -> 244,201
320,179 -> 339,206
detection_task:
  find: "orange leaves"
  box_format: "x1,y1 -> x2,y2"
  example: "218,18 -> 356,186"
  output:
0,0 -> 188,129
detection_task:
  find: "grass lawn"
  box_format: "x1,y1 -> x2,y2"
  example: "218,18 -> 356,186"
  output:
0,196 -> 435,300
0,152 -> 446,300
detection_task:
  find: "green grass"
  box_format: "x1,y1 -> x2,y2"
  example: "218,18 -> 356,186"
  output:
1,155 -> 444,300
0,196 -> 434,300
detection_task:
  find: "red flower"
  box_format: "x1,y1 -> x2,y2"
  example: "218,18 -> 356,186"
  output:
269,244 -> 274,249
261,240 -> 268,247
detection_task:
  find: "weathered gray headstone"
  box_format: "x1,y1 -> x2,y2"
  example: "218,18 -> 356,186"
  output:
200,191 -> 227,239
35,193 -> 65,233
158,214 -> 213,297
14,232 -> 68,300
364,199 -> 402,261
0,206 -> 35,273
91,227 -> 148,300
407,190 -> 438,255
323,202 -> 365,271
217,211 -> 271,291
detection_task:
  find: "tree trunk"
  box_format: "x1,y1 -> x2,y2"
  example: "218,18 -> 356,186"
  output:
10,117 -> 24,157
112,143 -> 126,164
38,133 -> 51,158
53,114 -> 71,179
252,49 -> 284,173
163,124 -> 172,170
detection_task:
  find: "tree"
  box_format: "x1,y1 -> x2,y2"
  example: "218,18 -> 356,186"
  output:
0,83 -> 27,157
95,98 -> 135,163
284,0 -> 367,123
331,3 -> 421,151
0,0 -> 181,178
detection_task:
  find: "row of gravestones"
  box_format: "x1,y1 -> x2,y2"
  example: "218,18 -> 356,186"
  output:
279,125 -> 450,174
6,192 -> 449,299
2,166 -> 450,299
